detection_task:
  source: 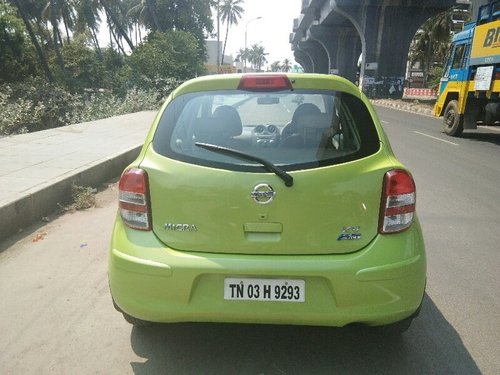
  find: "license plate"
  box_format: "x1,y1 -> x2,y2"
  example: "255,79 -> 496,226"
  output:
224,278 -> 305,302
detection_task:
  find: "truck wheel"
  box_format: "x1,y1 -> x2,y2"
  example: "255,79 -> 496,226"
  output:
443,100 -> 464,137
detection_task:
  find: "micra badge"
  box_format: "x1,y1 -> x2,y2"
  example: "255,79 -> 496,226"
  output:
337,226 -> 362,241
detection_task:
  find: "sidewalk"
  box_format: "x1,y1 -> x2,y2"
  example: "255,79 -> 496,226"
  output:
0,111 -> 157,241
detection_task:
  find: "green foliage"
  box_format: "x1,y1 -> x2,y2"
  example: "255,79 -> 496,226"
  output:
54,36 -> 130,94
0,0 -> 217,135
0,81 -> 80,134
427,66 -> 445,90
0,81 -> 164,136
68,185 -> 96,211
127,31 -> 203,96
66,88 -> 163,125
0,3 -> 37,83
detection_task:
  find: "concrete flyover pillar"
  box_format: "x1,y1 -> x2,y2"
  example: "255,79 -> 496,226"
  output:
291,0 -> 457,98
308,24 -> 361,81
296,38 -> 330,74
293,49 -> 314,73
332,0 -> 456,98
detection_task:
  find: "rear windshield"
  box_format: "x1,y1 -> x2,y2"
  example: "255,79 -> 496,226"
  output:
152,89 -> 380,171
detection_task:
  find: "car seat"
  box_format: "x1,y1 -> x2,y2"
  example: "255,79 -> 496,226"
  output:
194,105 -> 243,145
281,103 -> 321,140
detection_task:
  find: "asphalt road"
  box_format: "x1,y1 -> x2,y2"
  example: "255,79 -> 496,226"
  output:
1,106 -> 499,375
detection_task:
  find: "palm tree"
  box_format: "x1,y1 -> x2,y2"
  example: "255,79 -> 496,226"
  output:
281,58 -> 291,72
249,43 -> 267,71
270,61 -> 281,72
74,0 -> 103,54
236,47 -> 249,65
12,0 -> 54,82
219,0 -> 244,65
99,0 -> 135,51
128,0 -> 161,32
42,0 -> 68,71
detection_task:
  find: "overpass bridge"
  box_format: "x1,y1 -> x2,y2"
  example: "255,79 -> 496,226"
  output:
290,0 -> 468,98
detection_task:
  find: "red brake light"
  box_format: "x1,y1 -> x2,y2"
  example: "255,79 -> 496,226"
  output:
238,74 -> 293,91
379,169 -> 416,234
118,168 -> 151,231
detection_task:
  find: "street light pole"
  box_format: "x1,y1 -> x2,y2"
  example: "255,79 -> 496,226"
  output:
244,16 -> 262,73
216,0 -> 220,72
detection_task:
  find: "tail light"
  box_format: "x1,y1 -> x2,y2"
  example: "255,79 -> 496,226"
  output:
379,169 -> 416,234
238,74 -> 293,91
118,168 -> 151,231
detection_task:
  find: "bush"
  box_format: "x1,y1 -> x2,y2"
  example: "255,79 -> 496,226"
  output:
0,80 -> 81,134
68,184 -> 96,211
0,82 -> 167,136
65,88 -> 164,125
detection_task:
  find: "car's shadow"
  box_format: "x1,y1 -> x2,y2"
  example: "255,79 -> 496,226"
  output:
129,294 -> 481,375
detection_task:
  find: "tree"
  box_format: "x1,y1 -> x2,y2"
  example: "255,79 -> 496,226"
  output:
74,0 -> 103,55
409,8 -> 455,87
270,61 -> 281,72
281,58 -> 291,72
99,0 -> 135,51
0,3 -> 37,82
219,0 -> 244,65
248,43 -> 267,71
128,0 -> 161,32
42,0 -> 69,72
127,31 -> 205,95
11,0 -> 54,82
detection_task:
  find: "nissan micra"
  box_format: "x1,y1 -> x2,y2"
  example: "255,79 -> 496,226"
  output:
108,73 -> 426,333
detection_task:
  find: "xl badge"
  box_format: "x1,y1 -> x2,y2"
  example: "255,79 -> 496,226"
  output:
337,226 -> 362,241
251,184 -> 275,205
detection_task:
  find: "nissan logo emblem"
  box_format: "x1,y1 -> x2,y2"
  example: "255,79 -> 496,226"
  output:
251,184 -> 276,204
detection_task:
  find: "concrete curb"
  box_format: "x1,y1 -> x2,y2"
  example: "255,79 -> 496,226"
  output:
371,99 -> 435,117
0,145 -> 142,241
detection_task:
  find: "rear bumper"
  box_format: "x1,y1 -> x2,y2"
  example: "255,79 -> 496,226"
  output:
109,218 -> 426,327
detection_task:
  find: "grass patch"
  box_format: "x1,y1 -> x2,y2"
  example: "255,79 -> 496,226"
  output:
67,184 -> 97,211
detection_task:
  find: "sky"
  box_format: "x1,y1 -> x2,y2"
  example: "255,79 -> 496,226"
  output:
213,0 -> 302,68
97,0 -> 302,68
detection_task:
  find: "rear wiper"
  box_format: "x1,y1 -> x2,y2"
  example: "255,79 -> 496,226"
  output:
195,142 -> 294,187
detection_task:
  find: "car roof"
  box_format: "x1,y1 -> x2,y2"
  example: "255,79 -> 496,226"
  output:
170,73 -> 364,99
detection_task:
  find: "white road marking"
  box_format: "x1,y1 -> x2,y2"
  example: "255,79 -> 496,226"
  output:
381,120 -> 390,124
413,131 -> 459,146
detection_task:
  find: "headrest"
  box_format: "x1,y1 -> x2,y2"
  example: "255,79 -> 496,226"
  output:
193,105 -> 242,141
292,103 -> 321,124
295,113 -> 332,129
212,105 -> 242,137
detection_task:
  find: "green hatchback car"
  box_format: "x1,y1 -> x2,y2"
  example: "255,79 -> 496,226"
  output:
108,73 -> 426,333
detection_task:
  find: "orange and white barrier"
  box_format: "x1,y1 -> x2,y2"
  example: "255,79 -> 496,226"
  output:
403,88 -> 437,99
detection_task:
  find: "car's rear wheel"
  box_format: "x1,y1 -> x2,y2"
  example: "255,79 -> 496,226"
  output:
121,311 -> 153,327
443,100 -> 464,136
375,316 -> 414,335
374,299 -> 423,336
113,298 -> 152,326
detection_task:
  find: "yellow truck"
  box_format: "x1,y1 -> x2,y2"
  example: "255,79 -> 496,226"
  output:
434,1 -> 500,136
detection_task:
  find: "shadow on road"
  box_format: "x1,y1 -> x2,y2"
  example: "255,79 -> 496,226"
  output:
129,294 -> 481,375
462,130 -> 500,146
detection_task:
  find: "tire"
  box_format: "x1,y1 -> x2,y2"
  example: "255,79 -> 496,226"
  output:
442,100 -> 464,137
122,311 -> 153,327
375,297 -> 424,336
374,316 -> 414,336
112,298 -> 152,326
